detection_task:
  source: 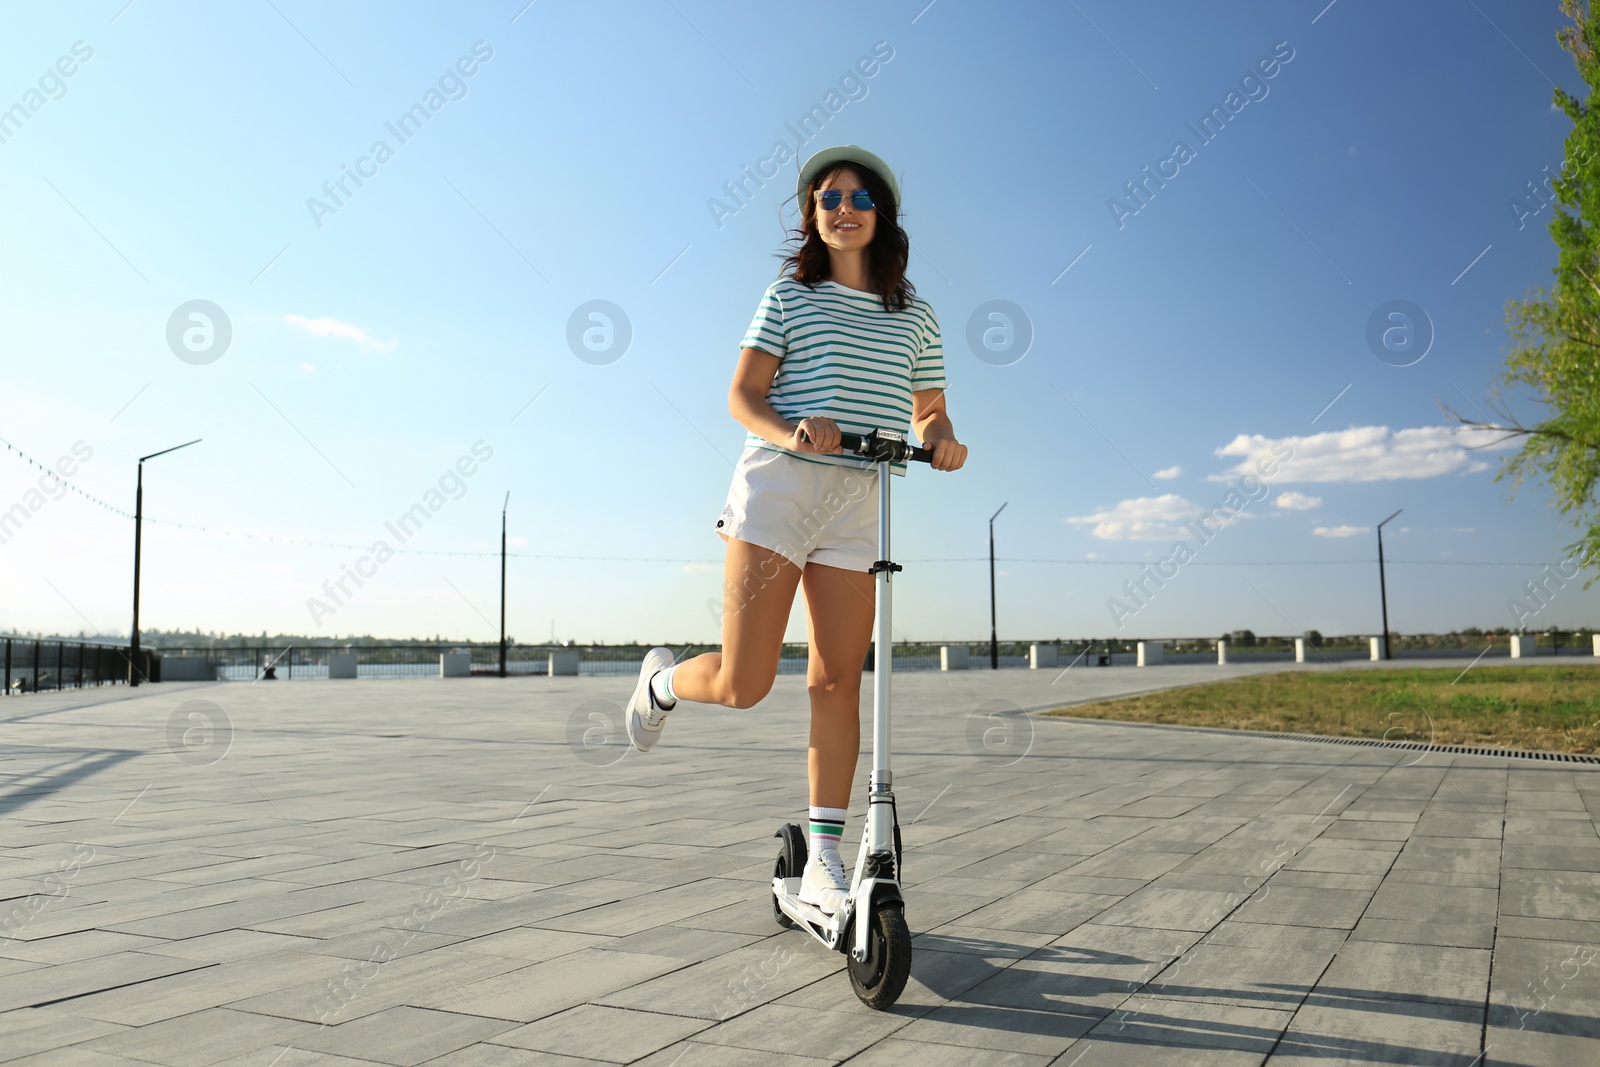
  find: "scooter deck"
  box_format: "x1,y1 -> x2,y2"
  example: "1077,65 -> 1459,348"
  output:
772,877 -> 842,942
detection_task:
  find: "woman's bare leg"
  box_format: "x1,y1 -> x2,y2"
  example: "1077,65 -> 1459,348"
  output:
799,562 -> 876,809
668,536 -> 803,709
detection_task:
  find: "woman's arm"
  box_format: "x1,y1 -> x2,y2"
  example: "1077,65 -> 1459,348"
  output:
912,388 -> 967,472
728,347 -> 843,454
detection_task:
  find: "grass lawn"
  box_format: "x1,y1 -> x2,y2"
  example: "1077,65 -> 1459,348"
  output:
1045,665 -> 1600,754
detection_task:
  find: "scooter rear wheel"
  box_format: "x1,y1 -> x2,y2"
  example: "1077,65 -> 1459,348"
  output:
847,903 -> 911,1009
772,823 -> 806,929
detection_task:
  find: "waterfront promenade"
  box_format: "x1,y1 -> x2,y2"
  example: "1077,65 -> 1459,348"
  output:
2,662 -> 1597,1065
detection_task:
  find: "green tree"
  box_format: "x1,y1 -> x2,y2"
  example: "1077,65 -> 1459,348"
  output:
1450,0 -> 1600,582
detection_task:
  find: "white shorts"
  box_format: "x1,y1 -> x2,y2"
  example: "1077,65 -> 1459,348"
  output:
716,445 -> 879,572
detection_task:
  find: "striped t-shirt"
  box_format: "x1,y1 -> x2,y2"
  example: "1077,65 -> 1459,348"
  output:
741,277 -> 947,475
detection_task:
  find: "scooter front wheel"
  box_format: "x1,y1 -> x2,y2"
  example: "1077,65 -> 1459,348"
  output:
847,903 -> 911,1009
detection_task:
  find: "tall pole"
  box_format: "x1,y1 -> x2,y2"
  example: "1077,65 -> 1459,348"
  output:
989,502 -> 1007,670
1376,508 -> 1401,662
129,439 -> 201,686
499,491 -> 509,678
130,462 -> 144,685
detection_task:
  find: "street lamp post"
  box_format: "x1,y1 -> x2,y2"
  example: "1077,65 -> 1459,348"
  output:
989,502 -> 1007,670
1376,508 -> 1402,662
130,439 -> 201,686
499,491 -> 509,679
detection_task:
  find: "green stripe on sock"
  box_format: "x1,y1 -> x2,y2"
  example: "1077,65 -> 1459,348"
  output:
809,821 -> 844,835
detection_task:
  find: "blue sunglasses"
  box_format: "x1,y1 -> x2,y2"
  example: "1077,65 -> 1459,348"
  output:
816,189 -> 876,211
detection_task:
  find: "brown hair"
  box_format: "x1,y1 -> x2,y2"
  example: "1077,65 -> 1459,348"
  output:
779,162 -> 916,313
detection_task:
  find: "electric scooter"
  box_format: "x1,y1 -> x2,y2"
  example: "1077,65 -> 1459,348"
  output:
771,427 -> 932,1010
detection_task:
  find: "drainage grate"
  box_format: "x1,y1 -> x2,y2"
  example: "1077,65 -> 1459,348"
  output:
1044,714 -> 1600,764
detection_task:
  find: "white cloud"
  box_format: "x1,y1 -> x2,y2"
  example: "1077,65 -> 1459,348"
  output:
1466,460 -> 1490,473
283,314 -> 399,354
1275,491 -> 1321,511
1313,524 -> 1367,538
1210,425 -> 1514,484
1066,494 -> 1203,541
300,363 -> 316,375
1152,466 -> 1182,480
1085,552 -> 1099,560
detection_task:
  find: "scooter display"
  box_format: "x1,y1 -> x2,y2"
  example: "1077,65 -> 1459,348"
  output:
770,427 -> 932,1010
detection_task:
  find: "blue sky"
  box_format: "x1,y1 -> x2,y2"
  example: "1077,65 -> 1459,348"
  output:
1,0 -> 1595,645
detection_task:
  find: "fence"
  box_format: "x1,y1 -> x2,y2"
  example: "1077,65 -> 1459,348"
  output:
5,633 -> 1592,692
2,638 -> 137,693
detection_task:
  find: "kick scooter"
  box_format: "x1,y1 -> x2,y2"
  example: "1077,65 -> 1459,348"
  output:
771,427 -> 932,1010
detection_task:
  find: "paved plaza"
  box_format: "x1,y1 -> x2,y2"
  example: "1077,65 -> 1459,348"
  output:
2,661 -> 1598,1065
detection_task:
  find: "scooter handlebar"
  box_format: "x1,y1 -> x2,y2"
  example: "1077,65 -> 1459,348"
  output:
801,428 -> 934,464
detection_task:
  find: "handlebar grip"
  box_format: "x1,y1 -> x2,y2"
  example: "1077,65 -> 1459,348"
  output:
832,431 -> 934,464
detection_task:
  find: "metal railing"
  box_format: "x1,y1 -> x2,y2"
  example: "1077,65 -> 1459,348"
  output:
6,633 -> 1588,691
2,638 -> 136,694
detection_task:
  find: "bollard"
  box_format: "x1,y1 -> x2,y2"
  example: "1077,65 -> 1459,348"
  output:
940,645 -> 969,671
1217,639 -> 1227,666
1510,634 -> 1536,659
1369,637 -> 1385,661
1137,641 -> 1164,667
1029,643 -> 1058,669
1295,637 -> 1307,663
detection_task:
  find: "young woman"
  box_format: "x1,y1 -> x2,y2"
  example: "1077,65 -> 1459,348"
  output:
625,145 -> 966,913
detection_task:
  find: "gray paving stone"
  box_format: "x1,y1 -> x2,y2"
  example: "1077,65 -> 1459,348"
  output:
488,1003 -> 710,1062
1061,1040 -> 1270,1065
70,1007 -> 320,1067
1498,869 -> 1600,922
627,1043 -> 834,1066
1350,918 -> 1496,950
692,1001 -> 908,1058
0,1004 -> 135,1063
0,929 -> 168,964
1268,871 -> 1383,893
1381,869 -> 1500,890
1485,935 -> 1600,1039
0,950 -> 213,1012
593,938 -> 839,1021
412,1047 -> 597,1066
1145,943 -> 1337,1012
1232,885 -> 1374,930
291,1005 -> 518,1065
1364,883 -> 1498,925
1283,844 -> 1397,876
1089,994 -> 1293,1054
894,1000 -> 1101,1057
1318,941 -> 1490,1009
950,889 -> 1121,936
1089,887 -> 1243,934
133,929 -> 321,963
1268,999 -> 1484,1064
843,1038 -> 1054,1066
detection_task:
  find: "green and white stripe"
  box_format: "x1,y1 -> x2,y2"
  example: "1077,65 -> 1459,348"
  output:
809,805 -> 847,854
741,278 -> 947,477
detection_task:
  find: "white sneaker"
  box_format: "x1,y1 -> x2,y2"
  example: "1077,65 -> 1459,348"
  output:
799,848 -> 850,913
625,647 -> 677,753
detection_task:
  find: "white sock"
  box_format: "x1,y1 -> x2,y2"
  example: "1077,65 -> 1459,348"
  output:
649,666 -> 677,708
809,805 -> 847,858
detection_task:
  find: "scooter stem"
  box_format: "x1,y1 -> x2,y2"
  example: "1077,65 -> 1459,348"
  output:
867,455 -> 894,856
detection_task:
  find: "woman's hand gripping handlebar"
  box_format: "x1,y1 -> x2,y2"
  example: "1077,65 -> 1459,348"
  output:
797,426 -> 935,465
